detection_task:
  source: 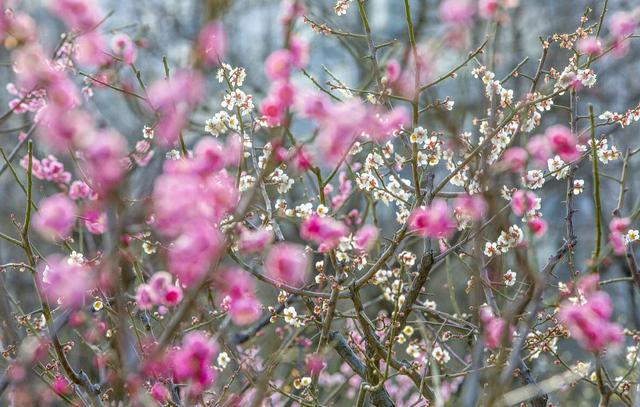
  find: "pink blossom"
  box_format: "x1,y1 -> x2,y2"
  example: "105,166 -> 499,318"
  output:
136,272 -> 184,309
385,59 -> 401,83
197,21 -> 227,66
289,37 -> 309,68
300,214 -> 349,248
170,332 -> 218,397
479,306 -> 511,349
609,217 -> 630,255
305,354 -> 326,376
264,243 -> 309,287
46,73 -> 80,110
526,134 -> 552,168
150,382 -> 170,403
511,190 -> 538,217
610,217 -> 630,233
228,295 -> 261,326
75,32 -> 110,67
265,49 -> 293,81
296,92 -> 331,121
80,130 -> 127,193
527,217 -> 547,237
83,208 -> 106,234
270,80 -> 296,107
48,0 -> 103,32
502,147 -> 528,172
148,70 -> 204,146
69,180 -> 92,200
238,227 -> 273,254
559,279 -> 623,352
454,195 -> 487,221
353,225 -> 379,252
439,0 -> 475,25
33,194 -> 77,241
110,33 -> 137,64
4,11 -> 37,46
36,108 -> 94,152
21,154 -> 71,185
545,125 -> 579,162
478,0 -> 499,19
577,36 -> 603,56
610,11 -> 636,39
135,285 -> 156,310
260,95 -> 287,127
168,226 -> 224,286
290,146 -> 314,172
51,375 -> 70,396
365,107 -> 410,143
409,200 -> 456,239
39,255 -> 93,309
153,168 -> 238,237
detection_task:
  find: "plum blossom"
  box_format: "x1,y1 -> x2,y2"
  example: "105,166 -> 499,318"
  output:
353,225 -> 379,252
264,243 -> 309,287
196,21 -> 227,66
216,268 -> 261,325
148,70 -> 204,146
409,200 -> 455,239
300,214 -> 349,249
545,125 -> 579,162
439,0 -> 475,25
170,332 -> 218,397
480,306 -> 511,349
110,33 -> 136,64
33,194 -> 77,241
135,272 -> 183,310
238,227 -> 273,254
511,190 -> 539,217
559,276 -> 623,352
609,217 -> 631,255
39,255 -> 93,309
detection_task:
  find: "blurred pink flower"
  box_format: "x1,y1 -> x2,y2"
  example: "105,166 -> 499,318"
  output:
69,180 -> 92,200
502,147 -> 528,173
39,255 -> 93,309
264,243 -> 309,287
577,36 -> 603,56
480,306 -> 511,349
454,194 -> 487,221
168,226 -> 224,286
150,382 -> 170,403
545,125 -> 579,162
300,214 -> 349,248
33,194 -> 77,241
511,190 -> 538,217
610,11 -> 636,39
609,217 -> 630,255
170,332 -> 218,397
148,70 -> 204,146
265,49 -> 293,81
197,21 -> 227,66
238,227 -> 273,254
528,217 -> 548,237
409,200 -> 455,239
80,129 -> 128,192
439,0 -> 475,25
111,33 -> 137,64
48,0 -> 103,31
353,225 -> 379,252
559,278 -> 623,352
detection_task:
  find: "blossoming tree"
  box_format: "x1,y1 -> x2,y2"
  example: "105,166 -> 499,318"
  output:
0,0 -> 639,406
